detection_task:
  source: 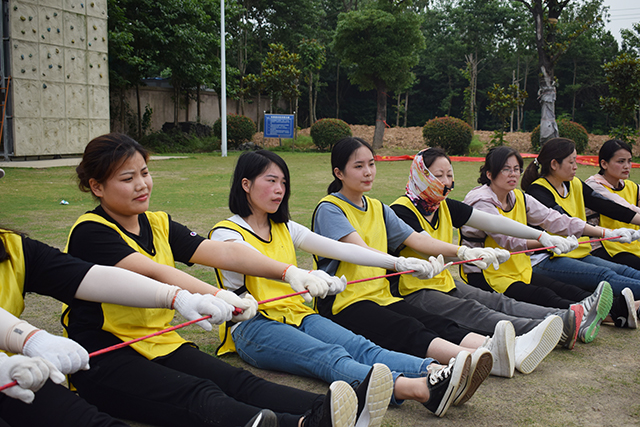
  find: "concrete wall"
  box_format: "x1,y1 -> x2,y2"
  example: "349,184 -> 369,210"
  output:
113,84 -> 277,134
9,0 -> 109,156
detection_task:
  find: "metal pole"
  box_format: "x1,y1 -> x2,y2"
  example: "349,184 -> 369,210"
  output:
220,0 -> 227,157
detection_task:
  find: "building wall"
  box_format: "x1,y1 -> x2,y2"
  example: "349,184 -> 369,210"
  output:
113,85 -> 277,134
9,0 -> 109,156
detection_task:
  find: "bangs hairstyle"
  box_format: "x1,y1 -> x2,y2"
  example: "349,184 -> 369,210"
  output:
521,138 -> 575,190
327,137 -> 375,194
478,146 -> 523,185
420,147 -> 451,168
599,139 -> 632,175
76,133 -> 149,199
229,150 -> 291,223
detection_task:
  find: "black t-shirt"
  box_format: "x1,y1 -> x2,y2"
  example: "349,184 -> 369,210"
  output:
64,207 -> 205,351
391,198 -> 473,238
21,236 -> 93,304
526,179 -> 636,223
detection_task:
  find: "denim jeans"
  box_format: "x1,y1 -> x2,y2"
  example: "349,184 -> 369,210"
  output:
533,254 -> 640,299
233,313 -> 435,405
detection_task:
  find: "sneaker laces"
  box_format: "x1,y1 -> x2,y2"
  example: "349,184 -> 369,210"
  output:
428,359 -> 454,384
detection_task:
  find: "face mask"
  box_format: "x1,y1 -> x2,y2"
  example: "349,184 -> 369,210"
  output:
405,151 -> 453,215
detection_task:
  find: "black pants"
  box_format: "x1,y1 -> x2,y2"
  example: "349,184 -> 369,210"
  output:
592,247 -> 640,271
467,272 -> 590,309
0,380 -> 127,427
71,343 -> 320,427
319,299 -> 470,359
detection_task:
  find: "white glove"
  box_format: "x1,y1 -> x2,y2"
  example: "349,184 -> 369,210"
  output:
457,246 -> 503,270
173,290 -> 234,331
538,232 -> 580,254
604,228 -> 636,244
0,354 -> 64,404
283,265 -> 330,303
632,229 -> 640,242
22,330 -> 89,375
214,289 -> 258,322
395,256 -> 439,280
309,270 -> 347,296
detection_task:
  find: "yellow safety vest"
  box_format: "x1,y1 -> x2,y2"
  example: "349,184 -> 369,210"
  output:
209,219 -> 314,355
390,196 -> 456,295
532,177 -> 591,259
63,212 -> 186,360
599,180 -> 640,257
312,195 -> 401,315
0,231 -> 27,355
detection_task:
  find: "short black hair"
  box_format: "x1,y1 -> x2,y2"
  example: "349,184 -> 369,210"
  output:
229,150 -> 291,223
478,146 -> 523,185
598,139 -> 632,175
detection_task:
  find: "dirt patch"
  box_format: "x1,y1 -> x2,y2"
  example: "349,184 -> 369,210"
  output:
255,125 -> 640,156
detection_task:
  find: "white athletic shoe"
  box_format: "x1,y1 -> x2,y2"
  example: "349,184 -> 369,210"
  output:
354,364 -> 393,427
514,315 -> 563,374
453,347 -> 492,406
481,320 -> 515,378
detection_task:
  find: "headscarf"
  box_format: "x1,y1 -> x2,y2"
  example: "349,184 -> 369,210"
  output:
405,150 -> 453,215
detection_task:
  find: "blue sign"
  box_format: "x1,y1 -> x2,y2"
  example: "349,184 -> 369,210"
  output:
264,114 -> 295,139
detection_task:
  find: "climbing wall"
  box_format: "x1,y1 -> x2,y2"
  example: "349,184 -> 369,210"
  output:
8,0 -> 109,156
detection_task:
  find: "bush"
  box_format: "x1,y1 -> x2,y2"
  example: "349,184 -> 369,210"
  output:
422,116 -> 473,155
139,129 -> 220,154
530,120 -> 589,153
310,118 -> 352,151
213,114 -> 256,149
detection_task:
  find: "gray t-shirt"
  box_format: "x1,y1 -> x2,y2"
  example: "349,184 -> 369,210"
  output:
313,192 -> 414,275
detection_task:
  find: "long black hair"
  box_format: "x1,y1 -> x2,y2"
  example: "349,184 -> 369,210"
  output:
327,137 -> 375,194
521,138 -> 576,191
229,150 -> 291,223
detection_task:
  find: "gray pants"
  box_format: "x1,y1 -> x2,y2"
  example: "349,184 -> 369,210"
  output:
403,281 -> 564,336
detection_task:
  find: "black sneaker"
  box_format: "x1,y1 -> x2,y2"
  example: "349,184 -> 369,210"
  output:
303,381 -> 357,427
244,409 -> 278,427
423,351 -> 470,417
611,288 -> 638,329
353,364 -> 393,427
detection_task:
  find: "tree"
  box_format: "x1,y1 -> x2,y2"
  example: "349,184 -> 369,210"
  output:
600,53 -> 640,142
621,23 -> 640,57
261,44 -> 301,114
298,39 -> 327,126
486,83 -> 528,145
332,0 -> 425,148
514,0 -> 605,145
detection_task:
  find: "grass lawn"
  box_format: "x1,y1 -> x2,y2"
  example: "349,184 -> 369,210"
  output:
3,151 -> 640,426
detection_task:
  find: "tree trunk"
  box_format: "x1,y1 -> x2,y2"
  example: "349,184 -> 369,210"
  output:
465,53 -> 479,130
308,70 -> 314,125
336,62 -> 340,118
197,86 -> 201,123
136,84 -> 142,138
403,91 -> 409,127
372,81 -> 387,149
539,67 -> 558,145
571,59 -> 577,121
396,93 -> 401,127
313,79 -> 319,124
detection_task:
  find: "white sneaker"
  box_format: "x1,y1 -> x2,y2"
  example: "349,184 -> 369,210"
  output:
453,347 -> 492,406
481,320 -> 515,378
354,364 -> 393,427
514,315 -> 562,374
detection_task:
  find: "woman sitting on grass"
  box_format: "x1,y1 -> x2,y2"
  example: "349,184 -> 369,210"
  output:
389,147 -> 588,351
585,139 -> 640,272
210,149 -> 482,420
311,137 -> 560,380
64,133 -> 363,427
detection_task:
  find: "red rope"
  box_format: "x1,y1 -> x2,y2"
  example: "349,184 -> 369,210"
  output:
0,235 -> 620,392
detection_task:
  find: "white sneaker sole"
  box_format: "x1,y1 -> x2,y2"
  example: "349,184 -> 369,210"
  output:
433,351 -> 470,417
453,348 -> 492,406
490,320 -> 515,378
621,288 -> 638,329
354,364 -> 393,427
329,381 -> 358,427
515,315 -> 563,374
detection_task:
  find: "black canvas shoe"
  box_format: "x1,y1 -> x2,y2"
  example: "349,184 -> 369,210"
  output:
423,351 -> 470,417
303,381 -> 357,427
353,363 -> 393,427
244,409 -> 278,427
611,288 -> 638,329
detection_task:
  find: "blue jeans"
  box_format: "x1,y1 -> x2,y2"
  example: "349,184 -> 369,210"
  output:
533,255 -> 640,299
232,314 -> 435,405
